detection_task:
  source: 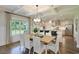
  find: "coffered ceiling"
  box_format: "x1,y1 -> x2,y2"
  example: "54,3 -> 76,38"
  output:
0,5 -> 79,20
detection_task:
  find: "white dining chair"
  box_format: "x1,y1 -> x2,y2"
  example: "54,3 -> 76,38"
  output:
19,34 -> 26,53
47,35 -> 59,54
39,32 -> 44,36
33,36 -> 45,54
46,31 -> 51,36
24,34 -> 33,54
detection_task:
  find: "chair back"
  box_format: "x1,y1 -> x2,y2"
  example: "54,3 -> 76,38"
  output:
19,34 -> 25,52
24,34 -> 31,49
55,35 -> 60,53
48,35 -> 59,53
33,36 -> 41,53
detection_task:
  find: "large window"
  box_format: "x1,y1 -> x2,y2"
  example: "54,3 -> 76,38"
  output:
10,19 -> 29,36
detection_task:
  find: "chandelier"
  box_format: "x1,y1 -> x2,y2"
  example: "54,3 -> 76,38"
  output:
33,5 -> 41,23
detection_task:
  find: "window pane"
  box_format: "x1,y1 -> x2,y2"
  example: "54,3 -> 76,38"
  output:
10,19 -> 29,36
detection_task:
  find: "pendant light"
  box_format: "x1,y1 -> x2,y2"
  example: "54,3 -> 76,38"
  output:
33,5 -> 41,23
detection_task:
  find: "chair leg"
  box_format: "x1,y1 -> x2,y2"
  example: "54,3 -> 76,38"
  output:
45,45 -> 48,54
56,50 -> 60,54
58,50 -> 60,54
29,49 -> 30,54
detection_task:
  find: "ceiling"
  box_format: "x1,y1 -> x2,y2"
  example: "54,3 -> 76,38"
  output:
0,5 -> 79,20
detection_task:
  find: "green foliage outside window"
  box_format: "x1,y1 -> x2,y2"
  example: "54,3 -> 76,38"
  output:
10,19 -> 29,36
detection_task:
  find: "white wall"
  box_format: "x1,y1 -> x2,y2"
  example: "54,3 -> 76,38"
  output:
74,16 -> 79,48
0,11 -> 6,46
11,35 -> 22,43
0,11 -> 30,46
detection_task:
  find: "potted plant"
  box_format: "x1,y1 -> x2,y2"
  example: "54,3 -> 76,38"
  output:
33,27 -> 38,33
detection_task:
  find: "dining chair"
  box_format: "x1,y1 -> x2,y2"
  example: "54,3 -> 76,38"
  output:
19,34 -> 26,53
24,34 -> 33,54
47,35 -> 59,54
46,31 -> 51,36
33,36 -> 45,54
39,30 -> 44,36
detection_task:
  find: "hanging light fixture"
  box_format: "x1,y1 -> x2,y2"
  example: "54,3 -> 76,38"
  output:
33,5 -> 41,23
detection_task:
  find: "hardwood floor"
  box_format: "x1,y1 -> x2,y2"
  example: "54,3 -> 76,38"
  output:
0,42 -> 21,54
60,36 -> 79,54
0,36 -> 79,54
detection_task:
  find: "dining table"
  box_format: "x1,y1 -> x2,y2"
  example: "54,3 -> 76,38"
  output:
41,35 -> 56,54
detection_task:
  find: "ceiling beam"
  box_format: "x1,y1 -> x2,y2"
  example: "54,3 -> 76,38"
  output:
5,11 -> 30,19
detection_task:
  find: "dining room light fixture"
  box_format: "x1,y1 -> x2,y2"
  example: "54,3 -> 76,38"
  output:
33,5 -> 41,23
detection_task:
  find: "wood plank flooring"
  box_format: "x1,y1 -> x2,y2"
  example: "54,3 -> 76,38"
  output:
0,36 -> 79,54
60,36 -> 79,54
0,42 -> 21,54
